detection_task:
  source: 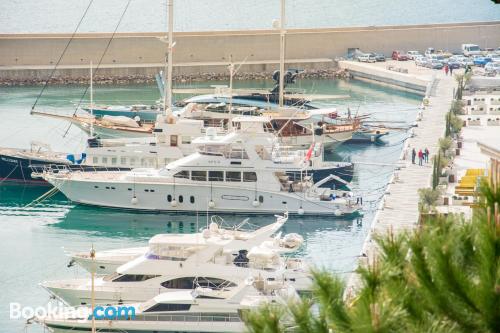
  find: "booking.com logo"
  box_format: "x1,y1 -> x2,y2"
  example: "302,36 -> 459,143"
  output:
10,303 -> 135,320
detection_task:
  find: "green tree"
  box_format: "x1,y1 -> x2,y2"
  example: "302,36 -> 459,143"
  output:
244,182 -> 500,333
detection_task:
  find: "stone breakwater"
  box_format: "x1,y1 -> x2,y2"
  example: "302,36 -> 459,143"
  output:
0,68 -> 350,86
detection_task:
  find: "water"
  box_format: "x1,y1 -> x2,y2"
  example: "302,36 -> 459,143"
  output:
0,79 -> 420,332
1,0 -> 499,34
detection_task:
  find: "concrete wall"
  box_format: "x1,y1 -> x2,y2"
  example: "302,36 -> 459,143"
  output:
1,21 -> 499,78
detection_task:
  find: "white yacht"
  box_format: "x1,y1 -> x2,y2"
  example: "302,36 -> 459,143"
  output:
42,122 -> 362,215
34,281 -> 298,333
69,214 -> 304,275
41,214 -> 311,306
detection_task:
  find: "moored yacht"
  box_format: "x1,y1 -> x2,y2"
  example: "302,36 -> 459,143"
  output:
69,214 -> 304,275
42,125 -> 362,215
41,213 -> 311,306
34,280 -> 297,333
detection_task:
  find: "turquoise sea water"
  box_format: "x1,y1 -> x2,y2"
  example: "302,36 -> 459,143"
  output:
0,79 -> 420,332
1,0 -> 499,33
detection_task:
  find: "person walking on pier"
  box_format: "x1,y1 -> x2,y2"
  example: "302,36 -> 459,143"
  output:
449,65 -> 453,76
412,148 -> 416,164
424,147 -> 429,163
444,64 -> 449,76
418,149 -> 423,166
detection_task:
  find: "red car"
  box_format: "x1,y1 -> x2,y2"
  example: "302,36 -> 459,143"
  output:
392,50 -> 409,61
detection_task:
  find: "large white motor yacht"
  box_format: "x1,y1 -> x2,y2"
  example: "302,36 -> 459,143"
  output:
42,123 -> 362,215
41,214 -> 311,306
69,214 -> 304,275
34,279 -> 298,333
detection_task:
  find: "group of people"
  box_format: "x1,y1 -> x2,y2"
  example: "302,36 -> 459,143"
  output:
444,64 -> 453,76
411,147 -> 429,166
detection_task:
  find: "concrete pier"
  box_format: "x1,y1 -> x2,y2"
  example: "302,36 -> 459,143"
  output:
346,60 -> 456,292
1,21 -> 499,80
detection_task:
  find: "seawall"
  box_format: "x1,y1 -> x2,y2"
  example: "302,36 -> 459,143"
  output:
1,21 -> 499,82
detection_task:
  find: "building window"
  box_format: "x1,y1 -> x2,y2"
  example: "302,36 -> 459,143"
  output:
243,172 -> 257,182
179,195 -> 183,203
226,171 -> 241,182
190,196 -> 195,204
191,171 -> 207,181
208,171 -> 224,182
167,195 -> 172,202
174,170 -> 189,179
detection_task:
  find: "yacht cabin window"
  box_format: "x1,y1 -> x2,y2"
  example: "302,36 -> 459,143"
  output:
120,157 -> 127,165
225,171 -> 241,182
191,171 -> 207,181
160,277 -> 236,290
174,170 -> 189,179
102,157 -> 108,164
181,136 -> 191,144
111,157 -> 117,165
112,274 -> 160,282
92,157 -> 98,164
208,171 -> 224,182
143,303 -> 191,313
243,172 -> 257,182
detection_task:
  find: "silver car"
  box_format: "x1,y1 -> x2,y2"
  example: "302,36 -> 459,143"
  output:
485,62 -> 500,75
415,56 -> 428,67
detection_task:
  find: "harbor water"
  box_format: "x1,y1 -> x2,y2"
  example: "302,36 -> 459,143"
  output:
1,0 -> 499,34
0,79 -> 420,332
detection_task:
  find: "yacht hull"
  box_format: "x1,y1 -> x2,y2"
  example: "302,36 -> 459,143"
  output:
48,177 -> 360,216
0,151 -> 67,184
45,320 -> 244,333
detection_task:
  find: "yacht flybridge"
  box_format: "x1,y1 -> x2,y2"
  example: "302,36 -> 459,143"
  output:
42,124 -> 361,215
41,213 -> 311,306
69,214 -> 304,275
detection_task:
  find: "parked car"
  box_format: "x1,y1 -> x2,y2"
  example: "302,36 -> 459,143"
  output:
425,47 -> 435,56
446,59 -> 461,69
369,53 -> 386,62
462,44 -> 482,57
494,47 -> 500,55
427,54 -> 446,63
415,56 -> 428,67
484,62 -> 500,75
407,51 -> 421,60
435,50 -> 453,58
473,55 -> 492,66
425,60 -> 444,69
487,54 -> 500,63
456,56 -> 474,68
357,53 -> 376,63
392,50 -> 409,61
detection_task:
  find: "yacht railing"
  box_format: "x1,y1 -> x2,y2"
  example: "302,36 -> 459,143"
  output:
100,312 -> 241,323
30,164 -> 127,178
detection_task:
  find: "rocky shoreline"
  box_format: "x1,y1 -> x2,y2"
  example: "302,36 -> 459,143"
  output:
0,68 -> 350,86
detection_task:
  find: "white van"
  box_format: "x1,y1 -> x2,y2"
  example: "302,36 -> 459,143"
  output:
462,44 -> 481,56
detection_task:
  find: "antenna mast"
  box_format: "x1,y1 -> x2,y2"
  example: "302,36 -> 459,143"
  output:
164,0 -> 174,119
89,61 -> 94,137
278,0 -> 286,108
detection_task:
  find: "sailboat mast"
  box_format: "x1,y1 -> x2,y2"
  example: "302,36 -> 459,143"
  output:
278,0 -> 286,108
228,55 -> 234,130
90,61 -> 94,137
164,0 -> 174,118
